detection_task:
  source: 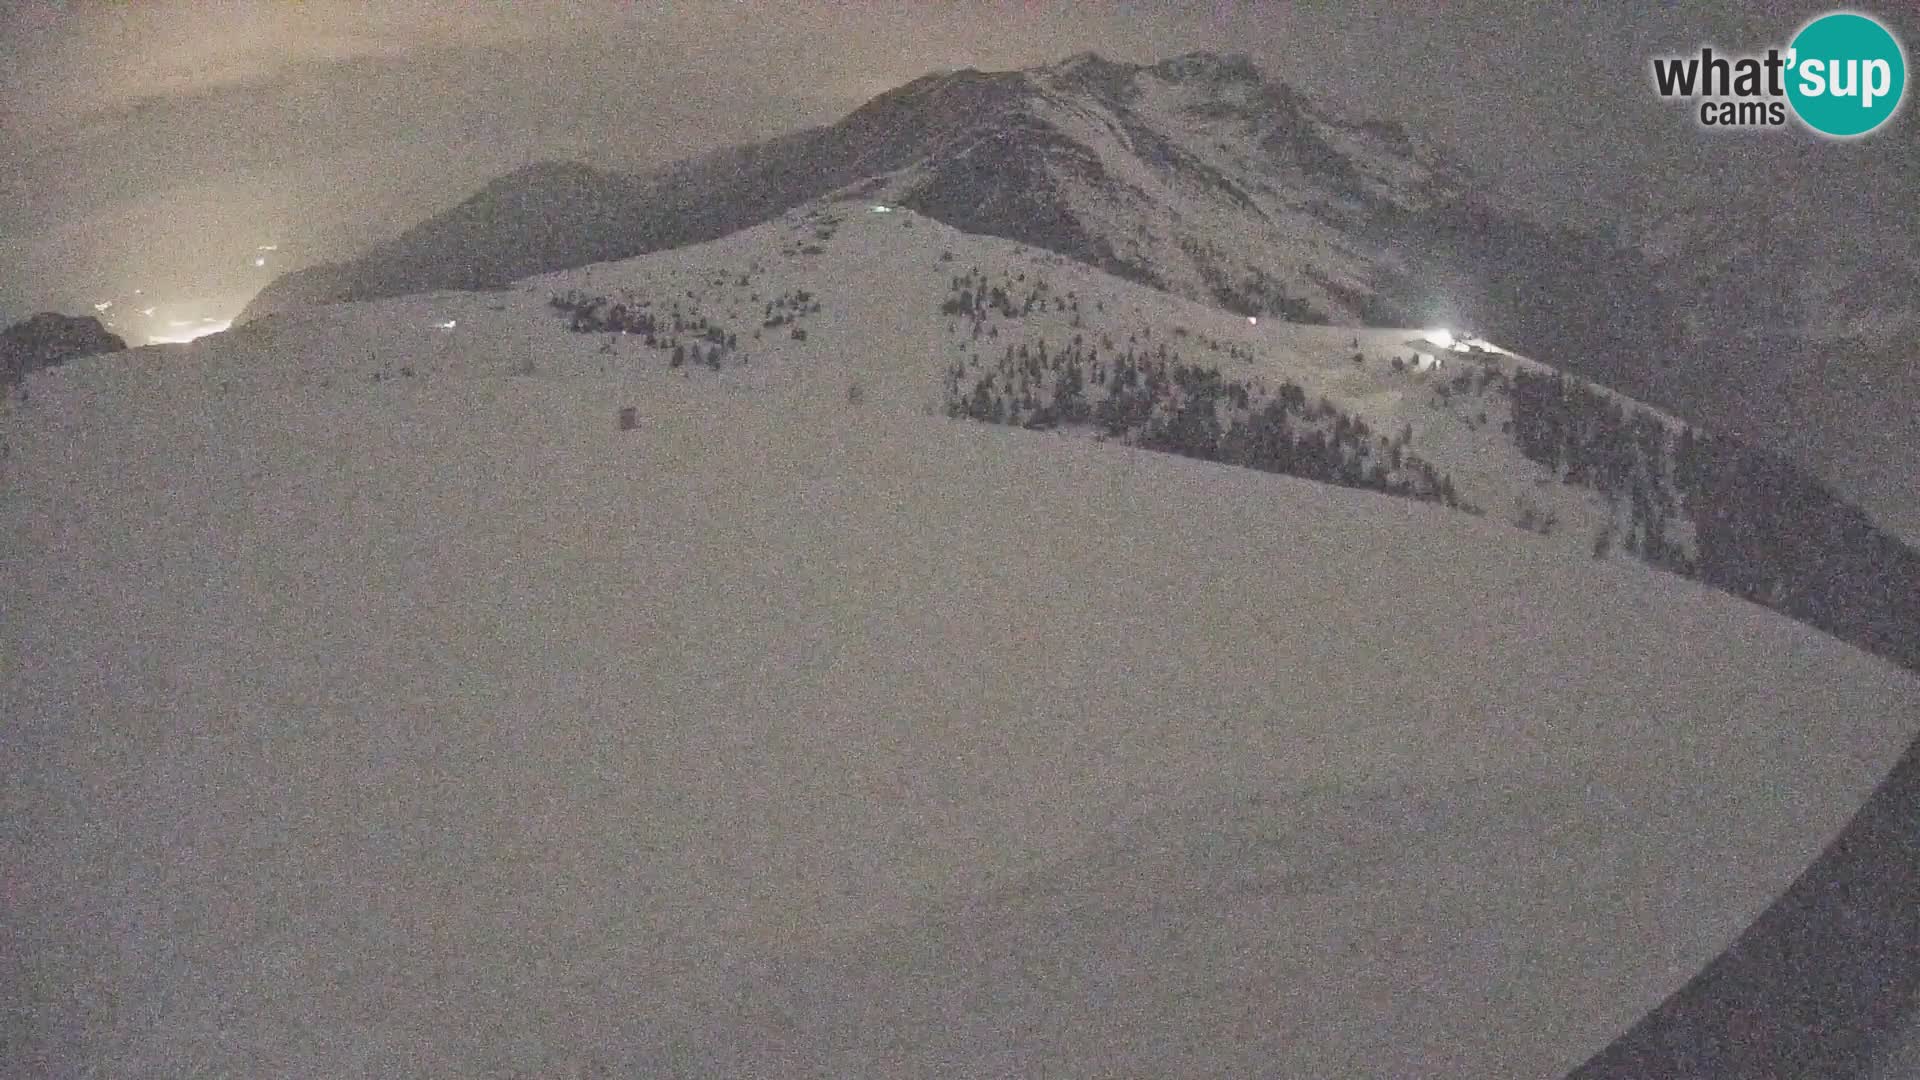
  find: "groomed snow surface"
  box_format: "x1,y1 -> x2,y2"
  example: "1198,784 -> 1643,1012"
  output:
5,212 -> 1918,1076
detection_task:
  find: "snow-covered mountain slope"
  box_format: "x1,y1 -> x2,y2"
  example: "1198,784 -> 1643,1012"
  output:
171,200 -> 1920,670
225,203 -> 1678,571
238,49 -> 1920,557
869,51 -> 1472,325
244,50 -> 1791,521
5,201 -> 1919,1078
243,51 -> 1468,327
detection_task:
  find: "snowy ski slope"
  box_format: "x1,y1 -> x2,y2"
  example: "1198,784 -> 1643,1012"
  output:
4,204 -> 1917,1078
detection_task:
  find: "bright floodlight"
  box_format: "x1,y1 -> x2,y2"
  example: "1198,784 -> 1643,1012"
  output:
1422,327 -> 1455,349
254,257 -> 267,267
434,319 -> 457,329
1248,316 -> 1258,325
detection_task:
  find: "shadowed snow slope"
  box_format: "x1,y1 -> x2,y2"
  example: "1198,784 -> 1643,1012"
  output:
5,272 -> 1918,1075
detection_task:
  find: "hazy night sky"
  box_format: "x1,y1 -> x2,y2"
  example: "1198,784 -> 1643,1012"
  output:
3,1 -> 1915,344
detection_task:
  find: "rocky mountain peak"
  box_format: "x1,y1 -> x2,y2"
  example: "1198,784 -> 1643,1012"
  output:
1151,50 -> 1265,85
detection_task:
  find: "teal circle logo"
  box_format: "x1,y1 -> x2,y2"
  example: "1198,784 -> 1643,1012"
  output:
1786,12 -> 1906,137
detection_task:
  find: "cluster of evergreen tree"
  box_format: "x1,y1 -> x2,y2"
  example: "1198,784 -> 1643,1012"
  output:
780,209 -> 842,257
944,334 -> 1469,511
760,289 -> 820,328
1185,328 -> 1258,365
1505,365 -> 1920,670
1507,368 -> 1685,567
548,290 -> 738,370
938,268 -> 1081,323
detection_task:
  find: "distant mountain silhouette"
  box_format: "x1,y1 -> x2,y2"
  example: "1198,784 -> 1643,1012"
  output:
2,312 -> 126,387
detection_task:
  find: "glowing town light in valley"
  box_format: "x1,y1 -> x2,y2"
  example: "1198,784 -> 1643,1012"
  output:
146,318 -> 231,345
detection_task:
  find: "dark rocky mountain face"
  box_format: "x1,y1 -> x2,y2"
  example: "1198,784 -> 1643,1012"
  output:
2,312 -> 126,387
